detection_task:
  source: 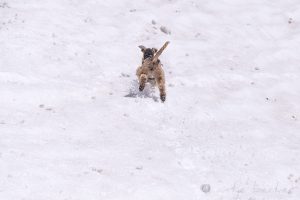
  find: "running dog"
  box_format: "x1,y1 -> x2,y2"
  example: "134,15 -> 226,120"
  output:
136,41 -> 169,102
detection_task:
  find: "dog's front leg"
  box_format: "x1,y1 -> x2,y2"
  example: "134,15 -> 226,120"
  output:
138,74 -> 147,91
136,67 -> 147,91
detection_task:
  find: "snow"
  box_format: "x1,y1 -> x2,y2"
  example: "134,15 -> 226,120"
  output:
1,0 -> 300,199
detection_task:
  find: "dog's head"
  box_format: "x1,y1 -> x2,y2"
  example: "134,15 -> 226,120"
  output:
138,45 -> 157,60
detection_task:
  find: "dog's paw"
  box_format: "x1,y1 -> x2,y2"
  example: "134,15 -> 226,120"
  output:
139,85 -> 145,91
160,94 -> 166,102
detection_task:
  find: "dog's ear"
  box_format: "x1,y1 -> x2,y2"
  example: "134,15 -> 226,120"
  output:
152,48 -> 158,54
138,45 -> 146,52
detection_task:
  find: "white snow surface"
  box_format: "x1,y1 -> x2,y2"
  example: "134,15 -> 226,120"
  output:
1,0 -> 300,199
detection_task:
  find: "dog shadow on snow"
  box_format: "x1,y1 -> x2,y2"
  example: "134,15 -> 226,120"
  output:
124,80 -> 159,102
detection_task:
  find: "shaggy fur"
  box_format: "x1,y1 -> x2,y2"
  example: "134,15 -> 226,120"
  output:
136,45 -> 166,102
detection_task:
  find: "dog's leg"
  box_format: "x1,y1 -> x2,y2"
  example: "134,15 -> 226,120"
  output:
136,66 -> 148,92
136,66 -> 145,91
156,75 -> 166,102
139,74 -> 147,91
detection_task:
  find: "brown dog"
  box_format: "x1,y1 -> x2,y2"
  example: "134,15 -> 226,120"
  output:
136,42 -> 169,102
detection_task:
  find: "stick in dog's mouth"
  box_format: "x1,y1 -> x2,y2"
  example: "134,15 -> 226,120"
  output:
152,41 -> 170,63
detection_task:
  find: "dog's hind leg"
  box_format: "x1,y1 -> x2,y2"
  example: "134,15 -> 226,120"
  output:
156,75 -> 166,102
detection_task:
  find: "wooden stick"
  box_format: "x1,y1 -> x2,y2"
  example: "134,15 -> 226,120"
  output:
152,41 -> 170,63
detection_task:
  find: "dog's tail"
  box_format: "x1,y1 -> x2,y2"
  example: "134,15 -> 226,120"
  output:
152,41 -> 170,63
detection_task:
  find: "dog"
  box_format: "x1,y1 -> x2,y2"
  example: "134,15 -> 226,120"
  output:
136,42 -> 169,102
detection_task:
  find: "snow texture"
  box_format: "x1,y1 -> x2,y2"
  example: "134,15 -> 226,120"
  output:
1,0 -> 300,199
